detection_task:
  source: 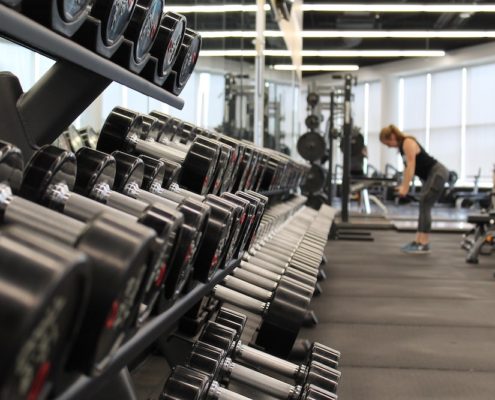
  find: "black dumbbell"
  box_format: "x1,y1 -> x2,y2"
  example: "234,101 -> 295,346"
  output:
0,141 -> 156,373
72,147 -> 198,310
108,150 -> 210,301
162,365 -> 336,400
211,276 -> 310,357
139,156 -> 234,284
214,308 -> 340,375
143,11 -> 186,85
19,145 -> 180,325
141,113 -> 230,196
186,340 -> 338,399
161,365 -> 254,400
97,107 -> 220,195
148,113 -> 236,195
163,28 -> 201,95
121,0 -> 163,67
0,225 -> 90,400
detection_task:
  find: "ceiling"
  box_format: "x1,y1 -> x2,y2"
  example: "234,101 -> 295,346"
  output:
168,0 -> 495,72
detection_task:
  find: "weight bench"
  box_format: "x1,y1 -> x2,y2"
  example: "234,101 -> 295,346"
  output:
350,177 -> 397,215
463,212 -> 495,264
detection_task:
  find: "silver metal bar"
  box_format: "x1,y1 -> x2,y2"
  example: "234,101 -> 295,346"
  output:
223,276 -> 272,301
236,342 -> 299,378
106,191 -> 148,217
212,285 -> 266,315
229,362 -> 294,399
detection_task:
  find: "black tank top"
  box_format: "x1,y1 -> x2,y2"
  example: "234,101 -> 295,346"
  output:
399,137 -> 437,181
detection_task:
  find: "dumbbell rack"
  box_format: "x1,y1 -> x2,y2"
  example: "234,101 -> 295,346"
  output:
0,4 -> 183,158
54,257 -> 242,400
0,6 -> 307,399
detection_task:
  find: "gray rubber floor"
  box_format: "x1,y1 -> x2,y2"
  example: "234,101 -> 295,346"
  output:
300,231 -> 495,400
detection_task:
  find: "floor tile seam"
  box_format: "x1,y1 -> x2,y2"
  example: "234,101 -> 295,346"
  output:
337,365 -> 495,373
309,321 -> 495,329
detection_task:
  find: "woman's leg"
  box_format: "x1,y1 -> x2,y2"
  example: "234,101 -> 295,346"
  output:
417,164 -> 449,244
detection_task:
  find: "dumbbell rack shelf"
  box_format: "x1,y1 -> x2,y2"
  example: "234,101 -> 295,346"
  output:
54,256 -> 243,400
0,4 -> 184,158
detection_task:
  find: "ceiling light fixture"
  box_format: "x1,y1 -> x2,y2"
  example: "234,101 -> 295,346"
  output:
301,4 -> 495,13
166,4 -> 270,13
273,65 -> 360,71
199,49 -> 445,57
199,30 -> 495,39
166,3 -> 495,14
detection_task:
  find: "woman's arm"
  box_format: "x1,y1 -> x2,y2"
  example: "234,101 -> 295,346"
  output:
398,138 -> 419,196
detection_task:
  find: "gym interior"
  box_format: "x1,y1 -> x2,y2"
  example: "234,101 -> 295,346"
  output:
1,1 -> 494,399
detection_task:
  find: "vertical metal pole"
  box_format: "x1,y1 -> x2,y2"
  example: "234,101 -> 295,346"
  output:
341,75 -> 353,223
327,91 -> 335,205
254,0 -> 265,147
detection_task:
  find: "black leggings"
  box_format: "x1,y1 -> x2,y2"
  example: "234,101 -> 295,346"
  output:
418,163 -> 449,233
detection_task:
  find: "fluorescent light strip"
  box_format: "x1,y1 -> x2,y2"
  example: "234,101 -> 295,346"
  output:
301,4 -> 495,13
273,65 -> 360,71
200,30 -> 495,39
303,50 -> 446,57
166,3 -> 495,13
300,30 -> 495,39
166,4 -> 270,13
200,50 -> 445,57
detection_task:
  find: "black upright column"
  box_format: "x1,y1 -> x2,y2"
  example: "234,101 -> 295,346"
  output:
341,75 -> 353,223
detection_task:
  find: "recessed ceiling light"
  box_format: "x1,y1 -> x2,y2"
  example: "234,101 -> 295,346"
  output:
273,65 -> 360,71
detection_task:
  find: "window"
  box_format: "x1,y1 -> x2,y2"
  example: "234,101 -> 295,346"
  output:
430,69 -> 462,174
466,63 -> 495,182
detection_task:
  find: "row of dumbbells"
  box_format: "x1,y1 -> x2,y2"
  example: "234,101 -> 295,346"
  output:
0,137 -> 278,399
1,0 -> 200,94
96,106 -> 309,196
162,307 -> 341,400
159,203 -> 339,399
176,197 -> 335,364
212,201 -> 336,358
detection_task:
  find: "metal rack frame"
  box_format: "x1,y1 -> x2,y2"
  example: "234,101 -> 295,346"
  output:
55,257 -> 242,400
0,5 -> 183,157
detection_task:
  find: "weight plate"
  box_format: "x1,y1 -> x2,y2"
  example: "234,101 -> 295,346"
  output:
0,225 -> 90,400
135,0 -> 162,62
59,0 -> 94,23
215,308 -> 247,339
301,384 -> 338,400
205,195 -> 244,263
140,155 -> 166,191
97,107 -> 138,154
303,164 -> 326,193
297,132 -> 326,162
307,92 -> 320,107
161,366 -> 209,400
91,0 -> 137,46
73,147 -> 116,196
180,141 -> 218,195
164,29 -> 201,95
151,12 -> 186,77
187,341 -> 226,381
19,145 -> 77,210
110,151 -> 145,191
305,114 -> 320,130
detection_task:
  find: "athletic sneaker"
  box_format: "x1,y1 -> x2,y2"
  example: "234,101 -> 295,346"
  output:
400,241 -> 431,254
